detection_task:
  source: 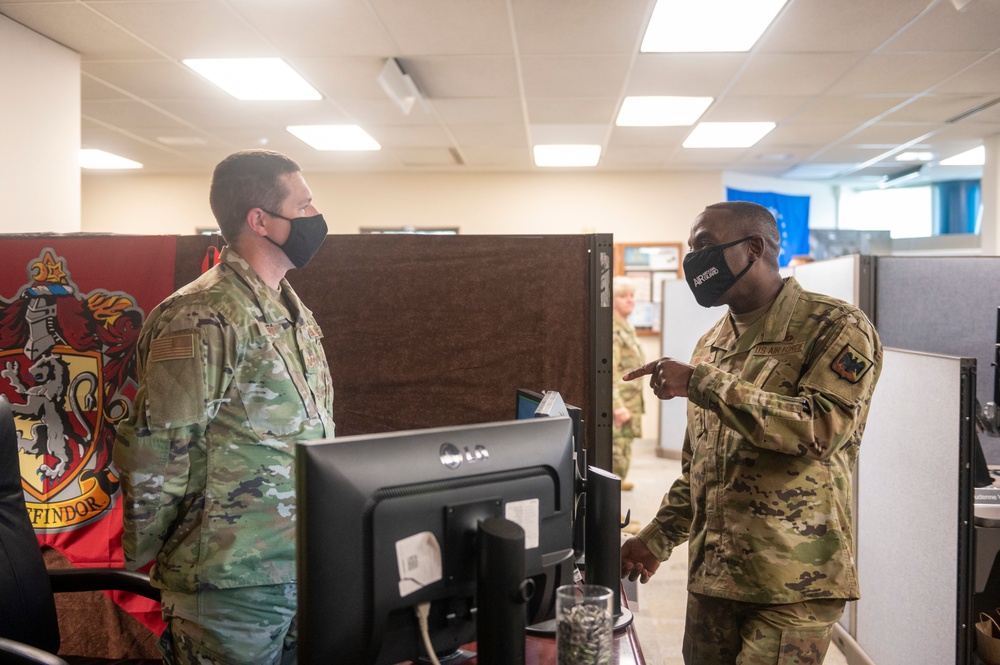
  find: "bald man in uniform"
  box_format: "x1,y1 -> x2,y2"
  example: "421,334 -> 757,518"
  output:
621,201 -> 882,665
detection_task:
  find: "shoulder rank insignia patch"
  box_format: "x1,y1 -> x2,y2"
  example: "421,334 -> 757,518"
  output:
831,344 -> 873,383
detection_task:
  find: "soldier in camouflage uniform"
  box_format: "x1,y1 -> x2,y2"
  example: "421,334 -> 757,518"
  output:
620,201 -> 882,665
612,276 -> 645,489
114,150 -> 334,665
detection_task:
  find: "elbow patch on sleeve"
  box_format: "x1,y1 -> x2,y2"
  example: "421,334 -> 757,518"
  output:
146,331 -> 205,427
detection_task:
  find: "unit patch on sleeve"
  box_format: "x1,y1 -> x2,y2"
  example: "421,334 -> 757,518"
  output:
831,344 -> 873,383
150,332 -> 195,362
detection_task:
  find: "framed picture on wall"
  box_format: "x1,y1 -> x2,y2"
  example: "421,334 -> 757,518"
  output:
615,242 -> 683,334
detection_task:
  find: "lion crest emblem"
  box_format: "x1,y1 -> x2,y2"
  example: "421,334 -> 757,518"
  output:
0,250 -> 143,531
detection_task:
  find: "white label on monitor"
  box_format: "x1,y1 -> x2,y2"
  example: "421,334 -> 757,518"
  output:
505,499 -> 540,549
395,531 -> 443,598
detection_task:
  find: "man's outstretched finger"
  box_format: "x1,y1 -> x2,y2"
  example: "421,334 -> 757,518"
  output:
622,361 -> 656,382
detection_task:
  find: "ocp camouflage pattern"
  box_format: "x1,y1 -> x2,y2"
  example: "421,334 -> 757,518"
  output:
637,277 -> 882,604
114,247 -> 334,593
613,311 -> 646,479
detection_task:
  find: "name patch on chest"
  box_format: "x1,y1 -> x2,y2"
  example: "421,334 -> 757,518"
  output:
753,342 -> 805,356
831,344 -> 874,383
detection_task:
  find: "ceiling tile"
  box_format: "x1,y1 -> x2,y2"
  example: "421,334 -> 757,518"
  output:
933,52 -> 1000,95
0,2 -> 161,59
826,52 -> 985,96
627,53 -> 746,97
757,0 -> 932,53
728,53 -> 866,97
792,95 -> 912,124
90,0 -> 271,59
521,55 -> 631,98
702,96 -> 810,123
526,98 -> 618,124
369,0 -> 512,55
449,124 -> 527,148
432,98 -> 525,124
883,0 -> 1000,52
366,124 -> 453,147
511,0 -> 649,55
403,56 -> 519,98
82,60 -> 229,100
230,0 -> 394,57
82,99 -> 191,130
883,94 -> 1000,123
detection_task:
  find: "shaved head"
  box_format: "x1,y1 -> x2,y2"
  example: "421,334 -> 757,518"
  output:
705,201 -> 781,269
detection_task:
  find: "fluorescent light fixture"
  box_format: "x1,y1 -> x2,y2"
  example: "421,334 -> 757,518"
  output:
642,0 -> 788,52
896,151 -> 933,162
940,146 -> 985,166
616,96 -> 714,126
533,144 -> 602,168
683,122 -> 775,148
287,125 -> 381,151
184,58 -> 321,101
79,149 -> 142,169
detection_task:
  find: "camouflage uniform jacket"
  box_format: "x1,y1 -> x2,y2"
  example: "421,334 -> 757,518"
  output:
636,277 -> 881,604
613,313 -> 645,437
113,247 -> 334,593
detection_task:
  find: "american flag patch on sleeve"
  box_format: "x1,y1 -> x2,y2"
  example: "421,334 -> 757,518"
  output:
150,333 -> 195,362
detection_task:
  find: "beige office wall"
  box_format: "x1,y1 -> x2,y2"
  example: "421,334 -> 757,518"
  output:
0,15 -> 80,232
81,170 -> 723,242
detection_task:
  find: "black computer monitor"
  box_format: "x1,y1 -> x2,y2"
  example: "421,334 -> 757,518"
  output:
515,388 -> 586,479
296,417 -> 576,665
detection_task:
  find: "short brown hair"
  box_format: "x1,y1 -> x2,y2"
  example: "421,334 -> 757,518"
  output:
209,150 -> 301,243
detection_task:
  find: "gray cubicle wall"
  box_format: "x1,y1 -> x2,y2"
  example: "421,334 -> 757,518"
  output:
875,256 -> 1000,407
658,279 -> 724,458
852,349 -> 975,665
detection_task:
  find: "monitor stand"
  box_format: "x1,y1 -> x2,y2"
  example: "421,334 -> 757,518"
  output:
584,466 -> 634,632
525,466 -> 634,636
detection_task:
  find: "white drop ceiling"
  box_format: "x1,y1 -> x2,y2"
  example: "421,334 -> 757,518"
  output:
3,0 -> 999,181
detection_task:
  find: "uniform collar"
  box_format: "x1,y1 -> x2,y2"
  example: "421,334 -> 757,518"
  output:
705,277 -> 802,352
219,246 -> 307,324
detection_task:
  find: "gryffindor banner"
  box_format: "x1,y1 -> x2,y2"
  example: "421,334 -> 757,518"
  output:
0,236 -> 177,640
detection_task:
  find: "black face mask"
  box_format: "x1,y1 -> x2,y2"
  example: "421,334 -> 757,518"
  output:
683,236 -> 754,308
262,211 -> 328,269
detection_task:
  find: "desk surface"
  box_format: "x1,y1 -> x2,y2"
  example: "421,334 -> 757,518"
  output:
444,621 -> 645,665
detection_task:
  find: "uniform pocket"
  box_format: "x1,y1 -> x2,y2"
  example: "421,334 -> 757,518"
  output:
234,344 -> 306,439
775,624 -> 833,664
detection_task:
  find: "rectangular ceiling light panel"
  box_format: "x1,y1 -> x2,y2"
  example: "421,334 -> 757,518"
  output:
616,96 -> 714,126
533,144 -> 602,167
184,58 -> 322,101
287,125 -> 381,151
641,0 -> 788,52
79,149 -> 142,169
682,122 -> 776,148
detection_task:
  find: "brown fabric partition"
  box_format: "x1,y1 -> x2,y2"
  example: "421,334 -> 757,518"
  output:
174,233 -> 612,467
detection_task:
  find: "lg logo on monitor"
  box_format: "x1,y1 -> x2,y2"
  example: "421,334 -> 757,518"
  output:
439,443 -> 490,469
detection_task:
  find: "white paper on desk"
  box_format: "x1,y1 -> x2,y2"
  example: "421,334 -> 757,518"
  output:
505,498 -> 540,549
395,531 -> 443,597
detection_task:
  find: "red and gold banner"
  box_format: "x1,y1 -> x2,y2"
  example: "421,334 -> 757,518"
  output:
0,236 -> 178,635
